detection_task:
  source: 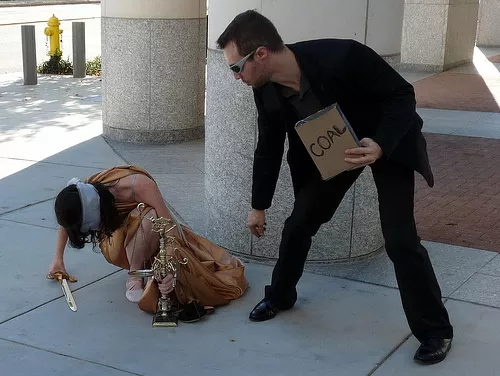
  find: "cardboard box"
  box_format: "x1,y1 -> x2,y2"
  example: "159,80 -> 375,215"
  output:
295,103 -> 360,180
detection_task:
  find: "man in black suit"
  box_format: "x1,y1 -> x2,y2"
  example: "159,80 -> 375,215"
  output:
216,10 -> 453,364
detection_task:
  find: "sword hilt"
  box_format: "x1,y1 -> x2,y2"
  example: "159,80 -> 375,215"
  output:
46,271 -> 77,283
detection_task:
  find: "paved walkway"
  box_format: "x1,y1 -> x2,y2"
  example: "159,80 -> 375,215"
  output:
2,72 -> 500,375
415,131 -> 500,252
409,48 -> 500,254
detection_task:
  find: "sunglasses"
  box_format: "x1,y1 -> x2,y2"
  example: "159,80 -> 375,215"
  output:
229,50 -> 256,74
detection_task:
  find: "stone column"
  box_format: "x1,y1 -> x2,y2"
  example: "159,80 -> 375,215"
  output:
476,0 -> 500,47
101,0 -> 206,143
401,0 -> 480,72
205,1 -> 399,263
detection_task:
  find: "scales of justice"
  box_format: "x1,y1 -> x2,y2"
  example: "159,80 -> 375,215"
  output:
128,203 -> 188,327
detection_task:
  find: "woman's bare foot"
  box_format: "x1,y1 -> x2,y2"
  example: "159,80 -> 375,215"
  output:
125,277 -> 144,303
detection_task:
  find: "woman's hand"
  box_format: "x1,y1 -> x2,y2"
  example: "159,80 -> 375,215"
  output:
157,274 -> 174,295
48,258 -> 67,276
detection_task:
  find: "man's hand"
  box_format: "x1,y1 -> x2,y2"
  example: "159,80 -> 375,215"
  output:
247,209 -> 266,238
344,138 -> 383,168
158,274 -> 174,295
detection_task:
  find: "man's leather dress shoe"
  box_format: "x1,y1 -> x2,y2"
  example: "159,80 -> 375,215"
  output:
249,298 -> 280,321
414,337 -> 452,364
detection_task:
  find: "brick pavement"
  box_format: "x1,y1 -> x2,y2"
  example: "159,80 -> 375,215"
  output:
415,133 -> 500,252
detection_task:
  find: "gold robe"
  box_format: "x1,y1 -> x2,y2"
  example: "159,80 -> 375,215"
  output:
85,165 -> 248,312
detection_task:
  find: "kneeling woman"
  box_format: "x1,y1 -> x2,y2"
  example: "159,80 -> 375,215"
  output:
48,165 -> 248,316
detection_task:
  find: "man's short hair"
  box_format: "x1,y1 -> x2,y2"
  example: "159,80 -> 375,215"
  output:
216,10 -> 284,56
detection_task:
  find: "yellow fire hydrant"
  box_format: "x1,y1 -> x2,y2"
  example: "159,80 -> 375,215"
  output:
44,14 -> 63,57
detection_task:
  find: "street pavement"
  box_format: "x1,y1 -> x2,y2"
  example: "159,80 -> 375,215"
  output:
1,71 -> 500,375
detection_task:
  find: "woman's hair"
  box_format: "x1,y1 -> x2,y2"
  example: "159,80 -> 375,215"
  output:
54,183 -> 123,249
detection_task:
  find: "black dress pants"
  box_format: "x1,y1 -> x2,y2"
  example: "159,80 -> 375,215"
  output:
266,159 -> 453,342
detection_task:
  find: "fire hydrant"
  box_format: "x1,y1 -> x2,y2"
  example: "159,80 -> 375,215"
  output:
44,14 -> 63,57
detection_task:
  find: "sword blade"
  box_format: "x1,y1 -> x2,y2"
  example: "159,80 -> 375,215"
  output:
60,278 -> 78,312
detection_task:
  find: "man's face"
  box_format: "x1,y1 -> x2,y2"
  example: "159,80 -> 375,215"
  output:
223,41 -> 268,88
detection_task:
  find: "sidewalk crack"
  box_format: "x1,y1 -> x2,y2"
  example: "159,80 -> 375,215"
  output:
0,156 -> 110,170
366,333 -> 412,375
0,218 -> 55,230
0,269 -> 122,327
0,197 -> 55,217
0,338 -> 144,376
445,253 -> 497,300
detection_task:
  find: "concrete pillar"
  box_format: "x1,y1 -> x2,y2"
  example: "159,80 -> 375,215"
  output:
101,0 -> 206,143
477,0 -> 500,47
401,0 -> 480,72
21,25 -> 37,86
72,22 -> 86,79
205,1 -> 402,262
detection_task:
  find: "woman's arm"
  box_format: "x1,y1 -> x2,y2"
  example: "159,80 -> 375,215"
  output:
133,175 -> 180,294
133,175 -> 174,220
48,226 -> 69,274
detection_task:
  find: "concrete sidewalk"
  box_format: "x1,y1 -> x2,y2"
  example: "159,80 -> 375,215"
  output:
2,73 -> 500,375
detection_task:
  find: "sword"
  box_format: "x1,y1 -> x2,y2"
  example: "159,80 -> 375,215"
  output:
47,272 -> 78,312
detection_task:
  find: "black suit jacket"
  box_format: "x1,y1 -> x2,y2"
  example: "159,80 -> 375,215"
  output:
251,38 -> 433,210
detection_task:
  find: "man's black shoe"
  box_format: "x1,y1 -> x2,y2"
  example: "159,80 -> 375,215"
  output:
249,298 -> 280,322
414,338 -> 452,364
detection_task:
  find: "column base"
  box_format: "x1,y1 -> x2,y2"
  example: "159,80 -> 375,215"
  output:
103,125 -> 204,144
400,58 -> 472,73
401,1 -> 479,74
382,54 -> 401,70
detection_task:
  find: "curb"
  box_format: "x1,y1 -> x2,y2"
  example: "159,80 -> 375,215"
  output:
0,0 -> 100,7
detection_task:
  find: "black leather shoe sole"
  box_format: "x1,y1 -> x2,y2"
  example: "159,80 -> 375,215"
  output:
249,298 -> 279,322
178,301 -> 207,323
414,338 -> 452,365
249,311 -> 276,322
414,353 -> 450,365
414,354 -> 450,365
